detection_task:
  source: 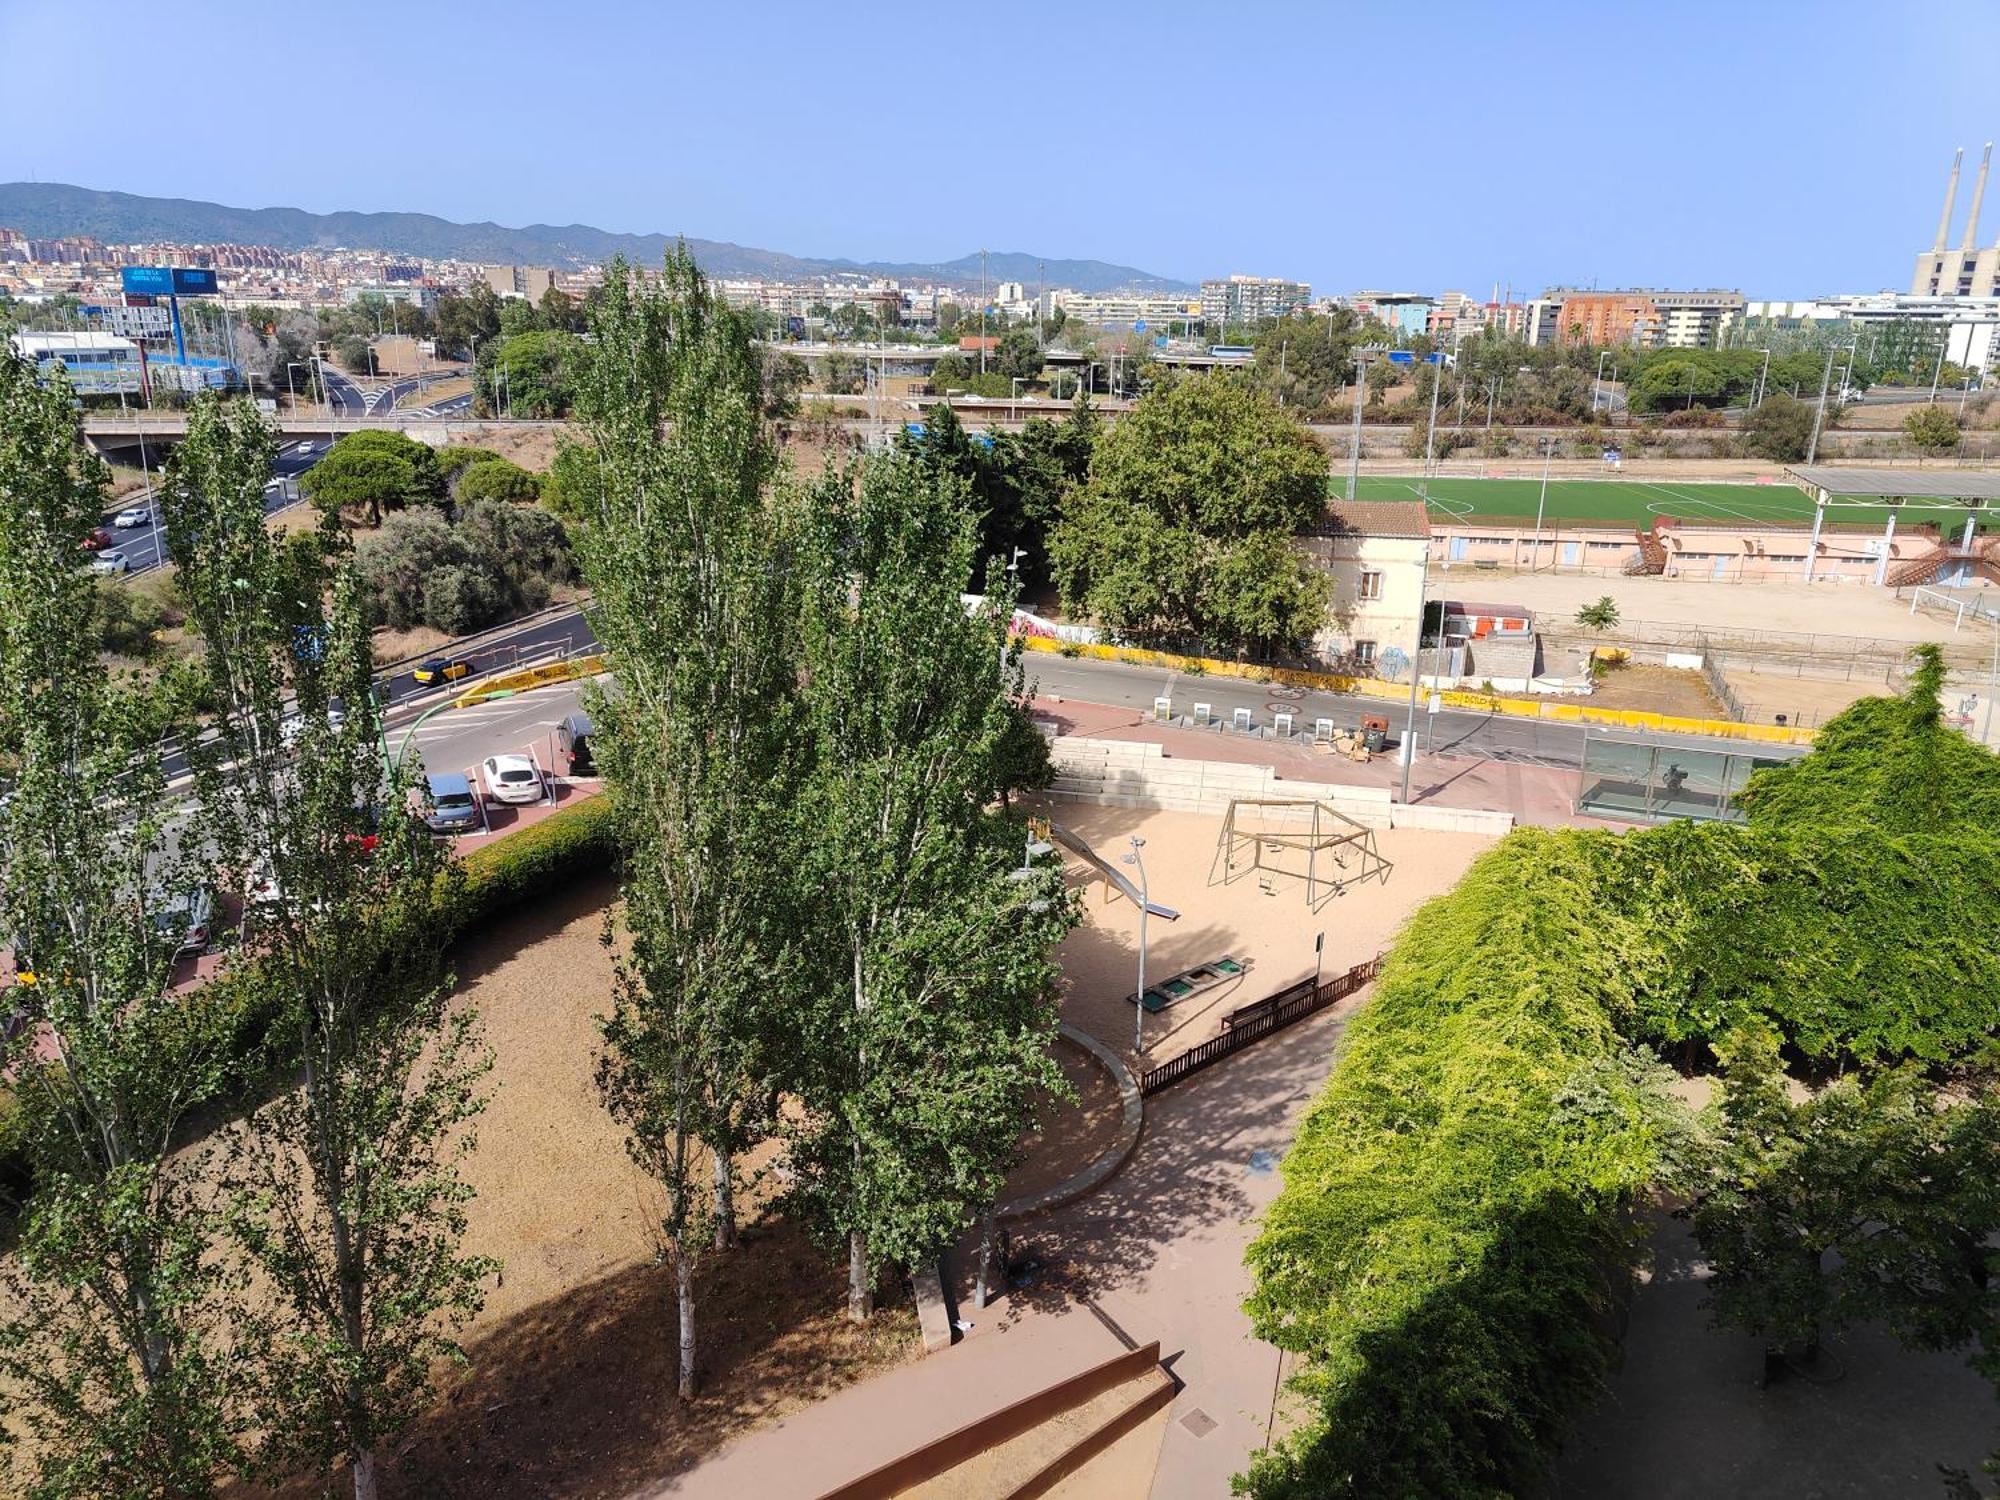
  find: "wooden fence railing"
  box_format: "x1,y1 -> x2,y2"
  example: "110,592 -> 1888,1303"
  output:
1138,957 -> 1381,1096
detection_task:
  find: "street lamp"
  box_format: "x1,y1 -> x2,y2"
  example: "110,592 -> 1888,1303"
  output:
1398,539 -> 1432,806
1594,350 -> 1611,412
1011,376 -> 1029,422
1530,436 -> 1557,571
1121,838 -> 1149,1054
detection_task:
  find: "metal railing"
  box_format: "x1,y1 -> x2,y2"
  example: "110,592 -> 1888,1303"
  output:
1139,957 -> 1380,1096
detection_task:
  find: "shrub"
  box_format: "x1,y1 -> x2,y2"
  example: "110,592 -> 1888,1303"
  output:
1905,403 -> 1962,456
452,791 -> 618,929
355,500 -> 574,634
455,457 -> 541,504
434,445 -> 503,483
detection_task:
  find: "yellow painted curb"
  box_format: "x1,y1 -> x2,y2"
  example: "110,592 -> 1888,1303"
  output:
453,654 -> 605,706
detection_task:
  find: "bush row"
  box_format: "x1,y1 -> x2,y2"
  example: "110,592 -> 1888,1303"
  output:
1241,831 -> 1667,1497
1242,671 -> 2000,1496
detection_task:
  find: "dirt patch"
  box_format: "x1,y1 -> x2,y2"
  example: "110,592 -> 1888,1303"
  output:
1586,663 -> 1726,718
372,622 -> 455,668
450,424 -> 562,473
997,1037 -> 1128,1206
228,872 -> 919,1498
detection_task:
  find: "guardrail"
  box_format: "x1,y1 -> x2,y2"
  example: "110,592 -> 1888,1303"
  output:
1139,957 -> 1380,1096
452,654 -> 605,705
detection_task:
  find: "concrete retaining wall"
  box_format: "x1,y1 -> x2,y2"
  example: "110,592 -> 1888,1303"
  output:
1043,738 -> 1515,837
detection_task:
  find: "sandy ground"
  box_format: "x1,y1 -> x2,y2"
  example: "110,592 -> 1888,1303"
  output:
450,424 -> 562,472
1723,669 -> 1882,728
1465,568 -> 1983,645
1585,663 -> 1726,718
1025,802 -> 1494,1066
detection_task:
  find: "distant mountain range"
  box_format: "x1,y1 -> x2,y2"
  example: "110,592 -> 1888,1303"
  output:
0,183 -> 1191,294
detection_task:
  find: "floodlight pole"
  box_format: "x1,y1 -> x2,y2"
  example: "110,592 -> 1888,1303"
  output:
1399,539 -> 1431,806
1805,346 -> 1837,465
1530,437 -> 1554,571
1346,345 -> 1386,501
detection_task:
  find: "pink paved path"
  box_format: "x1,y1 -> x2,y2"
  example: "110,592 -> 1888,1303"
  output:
657,1002 -> 1363,1500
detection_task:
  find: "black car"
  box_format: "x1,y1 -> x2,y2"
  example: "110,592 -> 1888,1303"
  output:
556,712 -> 596,775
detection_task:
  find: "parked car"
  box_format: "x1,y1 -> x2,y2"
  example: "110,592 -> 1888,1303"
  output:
413,656 -> 474,685
149,886 -> 214,959
555,712 -> 595,775
113,503 -> 153,528
90,549 -> 131,576
421,772 -> 482,835
481,754 -> 542,805
80,526 -> 113,552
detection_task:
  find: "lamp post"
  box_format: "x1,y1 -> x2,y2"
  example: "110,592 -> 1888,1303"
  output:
1011,376 -> 1028,423
1122,838 -> 1149,1054
1752,347 -> 1771,411
1594,350 -> 1611,412
1346,344 -> 1387,501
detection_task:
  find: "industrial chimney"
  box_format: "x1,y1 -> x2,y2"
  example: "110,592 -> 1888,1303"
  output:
1962,142 -> 1993,252
1935,147 -> 1964,252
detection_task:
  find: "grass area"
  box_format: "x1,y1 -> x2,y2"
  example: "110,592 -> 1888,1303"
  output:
1351,474 -> 1988,532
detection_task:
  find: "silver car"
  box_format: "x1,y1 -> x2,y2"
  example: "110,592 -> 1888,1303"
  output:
150,886 -> 214,959
91,549 -> 131,576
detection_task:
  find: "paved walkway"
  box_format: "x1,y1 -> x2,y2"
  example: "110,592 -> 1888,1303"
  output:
661,1000 -> 1364,1500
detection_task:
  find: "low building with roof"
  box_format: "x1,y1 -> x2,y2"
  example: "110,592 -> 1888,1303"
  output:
1300,500 -> 1430,674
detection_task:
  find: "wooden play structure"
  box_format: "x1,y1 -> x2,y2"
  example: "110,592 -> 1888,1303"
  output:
1208,797 -> 1392,910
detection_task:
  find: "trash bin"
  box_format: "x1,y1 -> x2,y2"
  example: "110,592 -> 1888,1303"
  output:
1361,714 -> 1389,753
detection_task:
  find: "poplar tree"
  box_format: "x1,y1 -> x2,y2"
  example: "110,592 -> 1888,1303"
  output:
573,253 -> 798,1398
789,454 -> 1074,1320
0,358 -> 244,1497
163,395 -> 492,1500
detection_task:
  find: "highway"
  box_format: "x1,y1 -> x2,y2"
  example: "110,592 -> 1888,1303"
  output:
95,437 -> 327,578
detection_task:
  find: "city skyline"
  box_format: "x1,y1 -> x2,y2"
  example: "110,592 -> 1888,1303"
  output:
1,1 -> 1996,298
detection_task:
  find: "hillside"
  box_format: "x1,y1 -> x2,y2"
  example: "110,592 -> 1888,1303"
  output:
0,183 -> 1190,294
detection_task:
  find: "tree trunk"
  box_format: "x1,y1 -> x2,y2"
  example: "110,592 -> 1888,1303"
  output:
713,1152 -> 736,1252
974,1209 -> 996,1310
677,1253 -> 698,1400
352,1448 -> 378,1500
848,1229 -> 873,1322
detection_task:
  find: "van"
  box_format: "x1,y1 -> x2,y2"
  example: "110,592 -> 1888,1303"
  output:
422,772 -> 482,835
556,713 -> 596,775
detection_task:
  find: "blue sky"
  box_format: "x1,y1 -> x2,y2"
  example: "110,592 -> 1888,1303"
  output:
2,0 -> 1994,297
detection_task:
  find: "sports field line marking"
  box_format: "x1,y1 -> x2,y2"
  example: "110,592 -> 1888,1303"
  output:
1634,481 -> 1794,525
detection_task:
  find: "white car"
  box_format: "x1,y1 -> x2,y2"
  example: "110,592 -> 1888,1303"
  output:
90,550 -> 130,576
113,504 -> 152,528
481,754 -> 543,805
293,442 -> 315,456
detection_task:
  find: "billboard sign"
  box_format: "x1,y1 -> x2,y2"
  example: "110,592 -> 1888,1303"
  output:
120,267 -> 218,297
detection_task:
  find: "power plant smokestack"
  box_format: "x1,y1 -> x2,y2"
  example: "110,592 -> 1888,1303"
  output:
1962,142 -> 1993,252
1935,147 -> 1964,252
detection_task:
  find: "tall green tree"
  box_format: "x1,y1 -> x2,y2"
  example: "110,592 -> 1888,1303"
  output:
790,453 -> 1075,1320
0,357 -> 247,1499
571,252 -> 798,1398
163,395 -> 492,1500
300,429 -> 445,527
1692,1022 -> 2000,1373
1049,374 -> 1330,654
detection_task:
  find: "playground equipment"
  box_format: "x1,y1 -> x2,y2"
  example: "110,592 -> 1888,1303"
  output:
1040,819 -> 1181,920
1209,798 -> 1392,911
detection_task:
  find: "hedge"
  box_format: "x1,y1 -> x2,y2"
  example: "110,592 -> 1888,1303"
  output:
1242,831 -> 1667,1498
1241,668 -> 2000,1497
0,793 -> 620,1216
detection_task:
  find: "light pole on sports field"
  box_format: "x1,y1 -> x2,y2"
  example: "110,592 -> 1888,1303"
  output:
1530,436 -> 1558,572
1345,344 -> 1389,501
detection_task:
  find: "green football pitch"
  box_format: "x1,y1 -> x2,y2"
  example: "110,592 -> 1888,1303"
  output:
1349,475 -> 1983,532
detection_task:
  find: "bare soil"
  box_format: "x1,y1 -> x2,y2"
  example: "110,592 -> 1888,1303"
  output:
1585,663 -> 1726,718
229,872 -> 919,1499
450,424 -> 561,472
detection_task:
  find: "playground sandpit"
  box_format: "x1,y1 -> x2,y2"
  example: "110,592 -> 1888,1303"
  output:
1027,801 -> 1498,1064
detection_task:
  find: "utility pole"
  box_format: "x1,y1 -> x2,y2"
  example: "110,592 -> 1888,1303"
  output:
1530,437 -> 1555,570
1399,538 -> 1432,806
1421,354 -> 1443,476
1805,345 -> 1838,465
980,248 -> 989,376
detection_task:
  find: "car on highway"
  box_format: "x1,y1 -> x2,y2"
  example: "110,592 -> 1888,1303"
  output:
421,772 -> 482,835
80,526 -> 114,552
113,503 -> 153,528
90,550 -> 131,576
294,442 -> 315,456
481,754 -> 542,805
413,656 -> 474,685
149,886 -> 215,960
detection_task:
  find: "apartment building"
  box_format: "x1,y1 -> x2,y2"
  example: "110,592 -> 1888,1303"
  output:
1053,289 -> 1203,329
1538,288 -> 1745,349
1300,501 -> 1430,672
1200,274 -> 1312,327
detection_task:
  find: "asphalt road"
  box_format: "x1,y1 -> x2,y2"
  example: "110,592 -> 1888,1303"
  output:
95,438 -> 327,579
378,605 -> 1798,775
